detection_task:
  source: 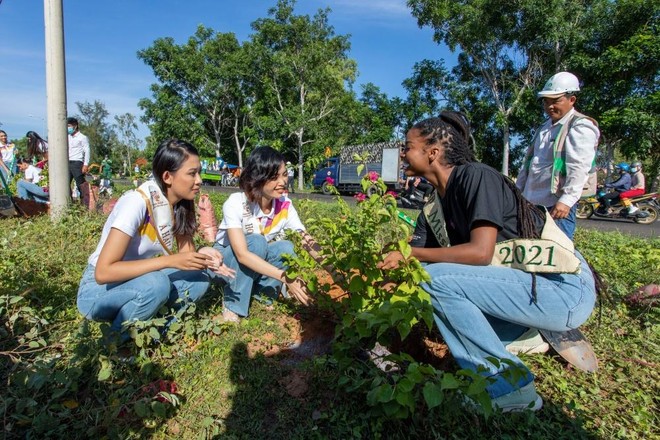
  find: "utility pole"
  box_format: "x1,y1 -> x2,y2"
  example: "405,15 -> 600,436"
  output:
44,0 -> 69,219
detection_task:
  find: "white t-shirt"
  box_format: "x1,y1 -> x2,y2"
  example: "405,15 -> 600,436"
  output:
24,165 -> 42,184
215,192 -> 305,246
88,191 -> 167,266
1,143 -> 15,163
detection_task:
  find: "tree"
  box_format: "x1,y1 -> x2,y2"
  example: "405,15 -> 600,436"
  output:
246,0 -> 357,189
138,26 -> 251,165
73,100 -> 115,162
407,0 -> 599,175
113,113 -> 141,176
566,0 -> 660,180
398,59 -> 454,136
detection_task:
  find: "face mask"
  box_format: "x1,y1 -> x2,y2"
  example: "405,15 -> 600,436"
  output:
67,127 -> 74,135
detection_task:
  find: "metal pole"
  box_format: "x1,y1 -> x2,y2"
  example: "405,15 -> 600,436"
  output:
44,0 -> 69,220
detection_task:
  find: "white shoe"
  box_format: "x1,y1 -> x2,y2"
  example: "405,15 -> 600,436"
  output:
506,329 -> 549,355
628,206 -> 639,214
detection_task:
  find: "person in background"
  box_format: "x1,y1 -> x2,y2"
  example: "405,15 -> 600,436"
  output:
212,146 -> 311,323
67,117 -> 91,205
286,161 -> 295,193
0,130 -> 17,180
77,139 -> 234,343
379,111 -> 597,413
620,161 -> 646,214
26,131 -> 48,163
516,72 -> 599,240
16,158 -> 49,203
598,162 -> 632,214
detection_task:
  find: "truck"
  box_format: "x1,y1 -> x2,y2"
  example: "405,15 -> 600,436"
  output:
312,141 -> 402,195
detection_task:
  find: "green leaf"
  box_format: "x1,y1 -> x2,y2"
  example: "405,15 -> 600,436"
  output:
151,401 -> 168,418
348,275 -> 366,292
149,327 -> 161,341
423,382 -> 444,409
440,374 -> 461,390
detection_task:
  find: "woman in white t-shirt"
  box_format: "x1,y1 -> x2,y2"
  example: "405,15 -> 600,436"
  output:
16,158 -> 49,203
0,129 -> 16,179
213,146 -> 311,322
77,139 -> 235,343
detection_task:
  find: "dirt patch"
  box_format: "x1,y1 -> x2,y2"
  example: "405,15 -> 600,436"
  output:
278,370 -> 309,398
261,269 -> 454,370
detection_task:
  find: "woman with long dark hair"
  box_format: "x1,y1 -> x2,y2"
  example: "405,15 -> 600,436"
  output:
212,146 -> 310,323
25,131 -> 48,162
77,139 -> 234,342
379,111 -> 597,413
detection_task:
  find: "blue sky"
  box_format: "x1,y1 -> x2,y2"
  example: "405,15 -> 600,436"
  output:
0,0 -> 454,144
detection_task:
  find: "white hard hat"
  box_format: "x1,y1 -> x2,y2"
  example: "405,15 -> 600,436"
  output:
538,72 -> 580,98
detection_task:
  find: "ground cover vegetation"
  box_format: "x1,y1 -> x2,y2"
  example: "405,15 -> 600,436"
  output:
1,187 -> 658,439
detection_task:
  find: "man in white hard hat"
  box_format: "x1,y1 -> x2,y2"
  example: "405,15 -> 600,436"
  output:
517,71 -> 600,241
286,161 -> 295,193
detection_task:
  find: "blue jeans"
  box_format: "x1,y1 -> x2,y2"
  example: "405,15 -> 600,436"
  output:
77,264 -> 210,339
551,203 -> 577,240
422,252 -> 596,398
17,180 -> 49,203
212,234 -> 294,317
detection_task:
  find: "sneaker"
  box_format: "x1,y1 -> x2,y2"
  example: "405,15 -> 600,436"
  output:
505,329 -> 550,355
221,308 -> 241,324
628,206 -> 639,214
492,382 -> 543,413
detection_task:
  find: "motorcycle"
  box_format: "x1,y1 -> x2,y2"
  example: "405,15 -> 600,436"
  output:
397,186 -> 427,210
576,189 -> 659,224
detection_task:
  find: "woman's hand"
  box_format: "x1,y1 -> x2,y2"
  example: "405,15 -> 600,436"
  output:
198,246 -> 236,278
168,251 -> 216,271
377,251 -> 404,270
284,276 -> 312,306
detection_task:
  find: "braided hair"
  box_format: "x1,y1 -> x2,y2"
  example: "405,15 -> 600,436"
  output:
414,111 -> 545,239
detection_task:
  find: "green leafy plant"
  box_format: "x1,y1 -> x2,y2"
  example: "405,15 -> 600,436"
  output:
286,171 -> 504,419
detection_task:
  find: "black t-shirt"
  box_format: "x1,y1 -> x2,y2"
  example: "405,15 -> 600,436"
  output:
410,162 -> 544,248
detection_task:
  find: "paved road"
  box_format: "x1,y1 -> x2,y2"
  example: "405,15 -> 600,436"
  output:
202,184 -> 659,239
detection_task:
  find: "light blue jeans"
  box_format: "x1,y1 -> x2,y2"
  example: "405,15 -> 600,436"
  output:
77,264 -> 210,339
17,180 -> 49,203
212,234 -> 294,317
551,203 -> 577,240
422,252 -> 596,398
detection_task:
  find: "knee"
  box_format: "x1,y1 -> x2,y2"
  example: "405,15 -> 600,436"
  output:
246,234 -> 268,257
139,271 -> 172,304
273,239 -> 295,257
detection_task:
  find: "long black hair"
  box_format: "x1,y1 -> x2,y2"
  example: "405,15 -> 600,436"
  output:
239,146 -> 285,202
152,139 -> 199,237
26,131 -> 48,160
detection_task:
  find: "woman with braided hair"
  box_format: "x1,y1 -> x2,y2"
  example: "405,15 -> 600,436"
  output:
379,111 -> 597,413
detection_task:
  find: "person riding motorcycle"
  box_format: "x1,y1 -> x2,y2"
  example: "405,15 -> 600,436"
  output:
619,161 -> 645,214
399,176 -> 433,209
598,162 -> 632,214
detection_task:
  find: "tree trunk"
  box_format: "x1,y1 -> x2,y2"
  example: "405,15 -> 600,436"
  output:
502,123 -> 510,176
297,136 -> 304,191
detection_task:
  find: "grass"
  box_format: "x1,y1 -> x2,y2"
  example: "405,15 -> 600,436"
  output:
0,193 -> 658,439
